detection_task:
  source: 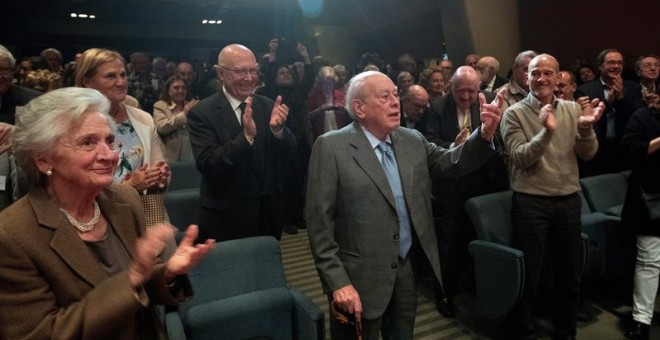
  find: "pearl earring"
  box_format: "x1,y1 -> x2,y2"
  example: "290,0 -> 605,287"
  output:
46,169 -> 53,176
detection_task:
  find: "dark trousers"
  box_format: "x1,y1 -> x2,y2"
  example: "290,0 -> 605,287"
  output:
329,255 -> 417,340
198,196 -> 281,242
505,192 -> 582,339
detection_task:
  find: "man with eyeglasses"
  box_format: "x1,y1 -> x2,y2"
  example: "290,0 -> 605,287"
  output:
425,66 -> 509,318
306,70 -> 502,339
578,48 -> 642,176
555,71 -> 578,101
399,85 -> 430,135
0,45 -> 40,211
188,44 -> 296,242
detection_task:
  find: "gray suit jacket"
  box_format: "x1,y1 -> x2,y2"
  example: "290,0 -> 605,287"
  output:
306,122 -> 496,318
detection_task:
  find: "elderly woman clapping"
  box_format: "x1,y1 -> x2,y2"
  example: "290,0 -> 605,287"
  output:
0,87 -> 215,339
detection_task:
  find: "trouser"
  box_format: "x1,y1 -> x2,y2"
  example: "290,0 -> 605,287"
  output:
329,255 -> 417,340
506,192 -> 582,339
632,235 -> 660,325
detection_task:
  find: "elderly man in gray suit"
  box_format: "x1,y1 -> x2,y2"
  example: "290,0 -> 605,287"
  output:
306,71 -> 504,339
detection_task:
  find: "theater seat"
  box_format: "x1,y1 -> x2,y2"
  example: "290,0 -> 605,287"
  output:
165,236 -> 324,340
168,161 -> 201,191
579,173 -> 628,218
466,191 -> 591,319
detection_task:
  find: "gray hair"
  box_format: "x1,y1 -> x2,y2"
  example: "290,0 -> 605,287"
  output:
0,45 -> 16,68
12,87 -> 114,187
514,50 -> 538,66
345,70 -> 382,119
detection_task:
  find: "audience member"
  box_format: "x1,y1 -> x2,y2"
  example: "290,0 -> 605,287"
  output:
166,61 -> 177,78
306,70 -> 502,340
152,57 -> 168,81
439,58 -> 454,92
556,70 -> 578,101
262,38 -> 315,234
38,48 -> 63,73
635,54 -> 659,101
176,61 -> 213,100
397,71 -> 414,95
307,66 -> 352,143
153,75 -> 199,163
62,52 -> 81,87
333,64 -> 350,93
0,86 -> 214,339
465,54 -> 479,69
188,44 -> 296,242
578,48 -> 642,175
476,56 -> 507,92
400,84 -> 430,134
357,52 -> 385,73
621,96 -> 660,340
16,57 -> 33,86
500,54 -> 604,340
419,66 -> 445,102
77,48 -> 174,259
396,53 -> 418,80
577,64 -> 598,85
0,45 -> 41,210
127,52 -> 160,113
498,50 -> 538,110
426,67 -> 508,317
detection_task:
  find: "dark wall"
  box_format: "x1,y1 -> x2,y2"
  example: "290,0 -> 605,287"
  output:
519,0 -> 660,71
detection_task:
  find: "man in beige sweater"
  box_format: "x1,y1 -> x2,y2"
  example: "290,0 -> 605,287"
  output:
499,54 -> 604,340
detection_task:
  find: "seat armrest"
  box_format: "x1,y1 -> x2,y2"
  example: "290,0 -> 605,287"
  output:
165,311 -> 186,340
290,287 -> 325,340
469,240 -> 525,319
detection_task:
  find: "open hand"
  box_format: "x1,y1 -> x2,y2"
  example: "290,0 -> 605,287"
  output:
165,224 -> 215,280
578,98 -> 605,129
242,96 -> 257,142
270,95 -> 289,132
478,88 -> 505,141
539,104 -> 557,133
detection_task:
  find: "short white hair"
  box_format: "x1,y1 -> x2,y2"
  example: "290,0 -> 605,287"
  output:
344,70 -> 382,118
0,44 -> 16,68
12,87 -> 114,187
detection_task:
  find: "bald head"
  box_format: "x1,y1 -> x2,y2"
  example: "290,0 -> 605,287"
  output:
402,85 -> 429,121
451,66 -> 481,110
217,44 -> 258,100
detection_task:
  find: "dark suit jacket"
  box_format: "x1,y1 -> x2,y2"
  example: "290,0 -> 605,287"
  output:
482,75 -> 508,92
578,79 -> 642,141
426,91 -> 495,148
0,184 -> 191,339
306,122 -> 496,319
188,92 -> 296,240
425,92 -> 508,205
0,84 -> 41,124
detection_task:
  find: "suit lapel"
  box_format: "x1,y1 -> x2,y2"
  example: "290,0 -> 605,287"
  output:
349,123 -> 397,209
215,93 -> 243,139
98,189 -> 138,261
30,189 -> 106,287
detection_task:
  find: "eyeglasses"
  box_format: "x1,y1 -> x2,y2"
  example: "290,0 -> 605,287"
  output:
604,60 -> 624,66
220,66 -> 259,77
61,136 -> 118,152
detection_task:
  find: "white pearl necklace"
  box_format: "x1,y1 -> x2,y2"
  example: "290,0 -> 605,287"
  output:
59,200 -> 101,233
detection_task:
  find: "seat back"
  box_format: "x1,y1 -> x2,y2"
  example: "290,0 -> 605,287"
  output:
579,173 -> 628,213
465,190 -> 514,246
183,236 -> 287,310
169,161 -> 201,191
164,188 -> 200,232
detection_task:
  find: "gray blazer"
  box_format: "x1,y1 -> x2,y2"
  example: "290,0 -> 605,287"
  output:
306,121 -> 496,319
